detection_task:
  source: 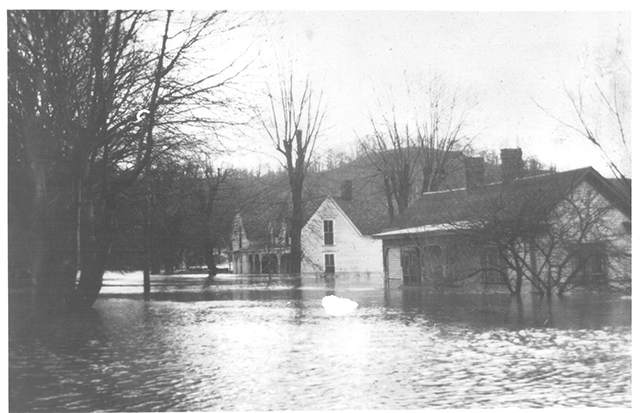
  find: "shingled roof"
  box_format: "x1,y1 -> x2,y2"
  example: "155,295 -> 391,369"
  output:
235,186 -> 327,246
238,198 -> 289,242
333,195 -> 390,236
376,167 -> 630,237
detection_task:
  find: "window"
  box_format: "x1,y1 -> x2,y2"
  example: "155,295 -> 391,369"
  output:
426,244 -> 444,279
570,244 -> 607,286
402,247 -> 421,285
426,245 -> 443,259
323,220 -> 334,245
482,248 -> 504,284
237,229 -> 243,249
324,254 -> 335,274
622,221 -> 631,235
281,254 -> 291,274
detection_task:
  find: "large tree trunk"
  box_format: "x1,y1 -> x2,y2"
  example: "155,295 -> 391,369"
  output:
383,175 -> 395,222
34,222 -> 77,309
143,211 -> 152,297
204,236 -> 218,277
289,181 -> 304,276
28,163 -> 78,309
421,161 -> 436,193
514,270 -> 523,296
72,194 -> 118,308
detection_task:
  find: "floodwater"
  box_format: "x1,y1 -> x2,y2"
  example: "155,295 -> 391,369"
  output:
9,272 -> 632,411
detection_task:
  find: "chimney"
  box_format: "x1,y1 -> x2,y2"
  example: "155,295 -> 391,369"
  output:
341,180 -> 353,201
500,148 -> 523,184
464,157 -> 485,190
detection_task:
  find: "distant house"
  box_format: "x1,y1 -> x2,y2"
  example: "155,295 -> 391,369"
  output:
300,180 -> 388,275
374,149 -> 631,294
230,199 -> 292,275
230,180 -> 389,275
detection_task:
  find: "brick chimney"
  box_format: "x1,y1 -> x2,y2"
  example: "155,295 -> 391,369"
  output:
341,180 -> 353,201
500,148 -> 523,184
464,157 -> 485,190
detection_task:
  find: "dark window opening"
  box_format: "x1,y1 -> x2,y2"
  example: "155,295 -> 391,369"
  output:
262,254 -> 277,274
482,247 -> 504,284
253,255 -> 260,274
324,220 -> 334,245
426,244 -> 445,279
426,245 -> 443,259
570,244 -> 607,286
402,246 -> 421,285
281,254 -> 291,274
324,254 -> 335,274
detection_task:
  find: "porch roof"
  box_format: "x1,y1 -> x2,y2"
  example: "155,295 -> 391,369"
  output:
373,221 -> 473,238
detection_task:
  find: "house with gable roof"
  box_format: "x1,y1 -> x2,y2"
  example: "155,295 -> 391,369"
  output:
300,180 -> 389,275
374,149 -> 631,294
230,179 -> 390,276
230,196 -> 293,275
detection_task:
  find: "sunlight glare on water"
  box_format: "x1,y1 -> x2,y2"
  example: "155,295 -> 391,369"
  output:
322,294 -> 359,315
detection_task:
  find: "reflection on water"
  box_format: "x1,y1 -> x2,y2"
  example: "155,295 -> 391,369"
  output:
9,272 -> 631,410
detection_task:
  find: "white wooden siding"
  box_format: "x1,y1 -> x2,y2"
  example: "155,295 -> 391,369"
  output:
301,198 -> 383,275
543,181 -> 631,288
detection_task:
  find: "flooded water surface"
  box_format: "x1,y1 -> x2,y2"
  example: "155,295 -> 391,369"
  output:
9,272 -> 631,411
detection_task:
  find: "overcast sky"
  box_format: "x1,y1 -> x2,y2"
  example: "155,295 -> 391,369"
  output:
226,10 -> 630,178
5,6 -> 628,177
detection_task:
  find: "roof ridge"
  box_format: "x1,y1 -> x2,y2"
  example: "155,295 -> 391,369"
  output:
425,166 -> 594,193
385,166 -> 603,232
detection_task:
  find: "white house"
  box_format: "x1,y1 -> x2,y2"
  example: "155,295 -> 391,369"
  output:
300,188 -> 386,275
229,180 -> 389,276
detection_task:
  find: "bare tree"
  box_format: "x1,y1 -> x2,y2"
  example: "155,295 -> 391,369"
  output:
359,74 -> 475,222
8,10 -> 252,308
189,162 -> 231,278
534,35 -> 631,196
359,114 -> 421,221
527,181 -> 630,295
258,72 -> 327,275
451,171 -> 631,296
446,185 -> 550,295
415,75 -> 475,193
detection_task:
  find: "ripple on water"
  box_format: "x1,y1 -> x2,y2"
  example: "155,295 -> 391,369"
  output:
9,281 -> 631,410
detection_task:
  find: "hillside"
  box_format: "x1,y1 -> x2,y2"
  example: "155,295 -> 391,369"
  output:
232,148 -> 552,244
